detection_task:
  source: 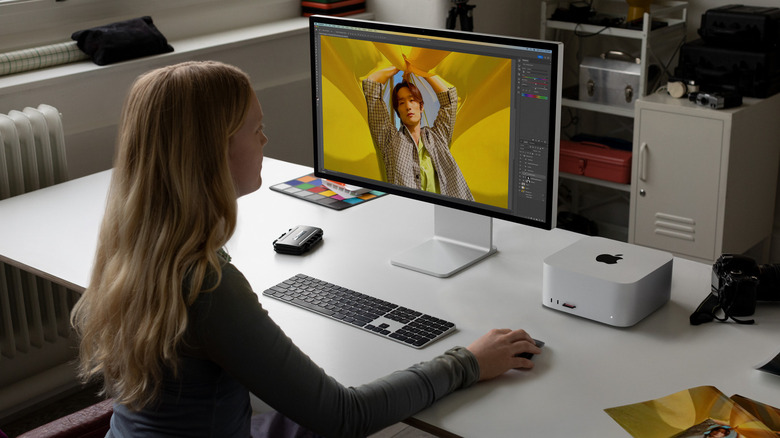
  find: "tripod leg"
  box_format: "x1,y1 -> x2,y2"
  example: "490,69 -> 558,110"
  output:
446,8 -> 458,29
460,8 -> 474,32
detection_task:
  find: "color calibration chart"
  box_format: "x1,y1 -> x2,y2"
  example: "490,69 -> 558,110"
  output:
270,174 -> 386,210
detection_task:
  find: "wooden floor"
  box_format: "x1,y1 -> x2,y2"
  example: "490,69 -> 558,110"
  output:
369,422 -> 437,438
2,384 -> 436,438
1,383 -> 104,437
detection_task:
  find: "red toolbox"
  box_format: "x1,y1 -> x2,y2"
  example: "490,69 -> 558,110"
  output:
302,0 -> 366,16
559,140 -> 632,184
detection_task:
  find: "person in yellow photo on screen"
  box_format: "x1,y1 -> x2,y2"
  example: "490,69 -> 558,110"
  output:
363,56 -> 473,201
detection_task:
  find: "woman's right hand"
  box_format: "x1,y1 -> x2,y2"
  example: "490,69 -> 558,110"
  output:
467,328 -> 541,381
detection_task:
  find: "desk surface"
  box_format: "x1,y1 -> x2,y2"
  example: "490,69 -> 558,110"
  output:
1,158 -> 779,437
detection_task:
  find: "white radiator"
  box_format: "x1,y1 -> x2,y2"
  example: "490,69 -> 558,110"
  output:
0,105 -> 80,422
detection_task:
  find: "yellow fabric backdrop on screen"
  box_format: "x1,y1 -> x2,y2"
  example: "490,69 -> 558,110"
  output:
319,34 -> 512,208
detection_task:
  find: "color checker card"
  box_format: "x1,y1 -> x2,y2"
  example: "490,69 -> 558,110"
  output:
270,174 -> 386,210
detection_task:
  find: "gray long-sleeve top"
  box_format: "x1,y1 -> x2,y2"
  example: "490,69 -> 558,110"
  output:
109,262 -> 480,437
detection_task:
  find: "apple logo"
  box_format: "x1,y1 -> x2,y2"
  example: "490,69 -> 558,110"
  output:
596,254 -> 623,264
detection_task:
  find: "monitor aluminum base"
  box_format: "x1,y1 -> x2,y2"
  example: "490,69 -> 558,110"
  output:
391,205 -> 497,277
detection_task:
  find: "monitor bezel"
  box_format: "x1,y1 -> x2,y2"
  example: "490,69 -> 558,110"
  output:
309,14 -> 561,230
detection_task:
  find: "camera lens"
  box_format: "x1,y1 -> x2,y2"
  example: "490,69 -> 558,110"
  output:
758,263 -> 780,301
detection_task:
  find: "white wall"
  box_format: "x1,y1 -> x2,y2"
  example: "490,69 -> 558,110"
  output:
369,0 -> 541,38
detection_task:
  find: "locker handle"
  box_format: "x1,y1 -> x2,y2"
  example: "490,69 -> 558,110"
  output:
639,142 -> 648,181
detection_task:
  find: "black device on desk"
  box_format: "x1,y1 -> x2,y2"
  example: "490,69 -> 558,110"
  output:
273,225 -> 323,255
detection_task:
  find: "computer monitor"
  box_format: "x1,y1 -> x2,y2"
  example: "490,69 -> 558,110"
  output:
309,15 -> 562,277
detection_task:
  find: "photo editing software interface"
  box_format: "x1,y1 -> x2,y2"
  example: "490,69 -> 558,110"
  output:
310,16 -> 561,229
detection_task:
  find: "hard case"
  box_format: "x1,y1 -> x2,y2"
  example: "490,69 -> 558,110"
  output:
699,4 -> 780,48
675,38 -> 780,98
579,53 -> 642,109
559,140 -> 632,184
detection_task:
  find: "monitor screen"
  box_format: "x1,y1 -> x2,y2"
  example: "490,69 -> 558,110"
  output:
310,15 -> 562,277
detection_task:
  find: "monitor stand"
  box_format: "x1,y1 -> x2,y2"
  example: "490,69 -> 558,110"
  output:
391,204 -> 497,277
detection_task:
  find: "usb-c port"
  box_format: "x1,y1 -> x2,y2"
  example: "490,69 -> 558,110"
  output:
562,303 -> 576,309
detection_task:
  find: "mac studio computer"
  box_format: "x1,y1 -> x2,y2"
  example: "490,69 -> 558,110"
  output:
309,15 -> 563,277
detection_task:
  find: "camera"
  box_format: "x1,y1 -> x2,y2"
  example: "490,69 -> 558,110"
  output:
688,90 -> 742,109
691,254 -> 780,325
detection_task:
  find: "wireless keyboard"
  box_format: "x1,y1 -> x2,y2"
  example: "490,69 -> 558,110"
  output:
262,274 -> 456,348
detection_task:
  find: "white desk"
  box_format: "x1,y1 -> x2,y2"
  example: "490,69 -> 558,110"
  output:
1,158 -> 779,437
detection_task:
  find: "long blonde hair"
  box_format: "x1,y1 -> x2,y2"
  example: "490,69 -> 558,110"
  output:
71,61 -> 254,409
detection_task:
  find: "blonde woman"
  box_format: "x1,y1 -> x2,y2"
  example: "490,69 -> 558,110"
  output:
71,61 -> 541,438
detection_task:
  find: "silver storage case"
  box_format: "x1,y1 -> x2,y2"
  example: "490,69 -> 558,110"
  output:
579,51 -> 642,108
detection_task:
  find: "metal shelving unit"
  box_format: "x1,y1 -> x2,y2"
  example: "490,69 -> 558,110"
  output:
542,0 -> 687,111
541,0 -> 687,239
